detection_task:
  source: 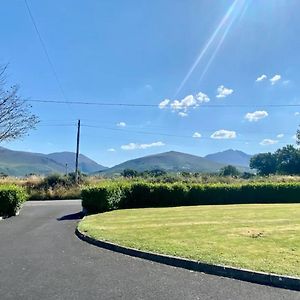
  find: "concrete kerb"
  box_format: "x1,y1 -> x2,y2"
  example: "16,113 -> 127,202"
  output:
75,226 -> 300,292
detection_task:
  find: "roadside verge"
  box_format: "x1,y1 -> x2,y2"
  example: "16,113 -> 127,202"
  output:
76,226 -> 300,291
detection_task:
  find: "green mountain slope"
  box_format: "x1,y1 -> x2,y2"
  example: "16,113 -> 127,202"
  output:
102,151 -> 227,174
205,149 -> 253,167
0,147 -> 106,176
47,152 -> 107,173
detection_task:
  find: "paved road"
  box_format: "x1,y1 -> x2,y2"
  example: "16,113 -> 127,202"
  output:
0,201 -> 299,300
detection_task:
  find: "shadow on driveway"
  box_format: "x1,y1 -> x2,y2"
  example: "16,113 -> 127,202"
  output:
57,211 -> 83,221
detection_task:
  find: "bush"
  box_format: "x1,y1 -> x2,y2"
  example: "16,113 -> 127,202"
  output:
0,185 -> 28,216
81,182 -> 300,214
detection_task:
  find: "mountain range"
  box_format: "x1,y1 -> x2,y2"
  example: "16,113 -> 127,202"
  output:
101,149 -> 252,175
0,147 -> 253,176
0,147 -> 106,176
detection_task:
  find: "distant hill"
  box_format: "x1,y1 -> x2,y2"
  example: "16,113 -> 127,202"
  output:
205,149 -> 253,167
102,151 -> 228,174
47,152 -> 107,174
0,147 -> 106,176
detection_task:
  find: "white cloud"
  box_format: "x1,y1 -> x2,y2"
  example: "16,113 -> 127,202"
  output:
195,92 -> 210,103
158,91 -> 210,116
117,122 -> 126,127
192,132 -> 202,138
108,148 -> 116,152
245,110 -> 268,122
277,134 -> 284,139
178,112 -> 188,117
211,129 -> 236,139
292,135 -> 297,140
121,141 -> 165,150
170,95 -> 196,111
145,84 -> 153,90
256,74 -> 267,82
216,85 -> 233,98
260,139 -> 278,146
158,99 -> 170,109
295,112 -> 300,116
270,74 -> 281,85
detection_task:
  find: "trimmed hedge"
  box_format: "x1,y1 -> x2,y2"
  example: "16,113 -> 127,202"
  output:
0,185 -> 28,217
81,182 -> 300,213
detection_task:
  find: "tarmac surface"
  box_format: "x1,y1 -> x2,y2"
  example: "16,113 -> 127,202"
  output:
0,200 -> 299,300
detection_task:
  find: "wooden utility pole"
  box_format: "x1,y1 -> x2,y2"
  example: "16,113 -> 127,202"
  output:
75,119 -> 80,184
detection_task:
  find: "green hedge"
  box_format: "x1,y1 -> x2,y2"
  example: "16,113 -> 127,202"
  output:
0,185 -> 28,217
81,182 -> 300,213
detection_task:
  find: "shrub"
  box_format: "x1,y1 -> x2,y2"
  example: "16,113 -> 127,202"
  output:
81,182 -> 300,214
0,185 -> 28,216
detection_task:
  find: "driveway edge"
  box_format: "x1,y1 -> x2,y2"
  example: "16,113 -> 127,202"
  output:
75,227 -> 300,291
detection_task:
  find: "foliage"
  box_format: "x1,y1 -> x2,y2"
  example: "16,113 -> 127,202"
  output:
81,182 -> 300,213
250,145 -> 300,175
121,169 -> 138,178
219,165 -> 240,177
250,152 -> 277,175
0,185 -> 27,216
0,65 -> 39,142
275,145 -> 300,175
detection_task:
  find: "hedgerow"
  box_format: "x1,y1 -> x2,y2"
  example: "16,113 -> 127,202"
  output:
81,182 -> 300,213
0,185 -> 28,217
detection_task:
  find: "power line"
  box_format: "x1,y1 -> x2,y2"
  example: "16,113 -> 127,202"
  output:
24,0 -> 67,100
81,124 -> 292,144
26,98 -> 300,108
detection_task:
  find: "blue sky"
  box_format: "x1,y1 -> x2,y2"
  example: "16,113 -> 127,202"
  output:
0,0 -> 300,167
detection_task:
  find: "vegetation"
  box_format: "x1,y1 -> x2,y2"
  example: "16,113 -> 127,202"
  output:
219,165 -> 240,177
0,185 -> 27,216
81,181 -> 300,214
250,145 -> 300,175
78,204 -> 300,277
0,65 -> 38,142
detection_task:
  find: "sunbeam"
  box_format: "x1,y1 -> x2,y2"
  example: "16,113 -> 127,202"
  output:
175,0 -> 248,96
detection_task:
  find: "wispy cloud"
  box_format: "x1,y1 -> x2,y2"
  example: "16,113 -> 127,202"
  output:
192,132 -> 202,138
121,141 -> 165,150
117,122 -> 126,127
211,129 -> 236,139
107,148 -> 116,152
270,74 -> 281,85
216,85 -> 233,98
260,139 -> 278,146
178,112 -> 188,117
245,110 -> 268,122
256,74 -> 267,82
158,99 -> 170,109
277,134 -> 284,139
295,112 -> 300,116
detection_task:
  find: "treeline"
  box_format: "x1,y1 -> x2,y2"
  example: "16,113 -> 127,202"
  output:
250,145 -> 300,175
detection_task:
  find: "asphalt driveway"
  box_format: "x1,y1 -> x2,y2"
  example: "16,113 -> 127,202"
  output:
0,200 -> 299,300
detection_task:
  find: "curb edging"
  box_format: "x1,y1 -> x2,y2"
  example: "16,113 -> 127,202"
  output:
75,228 -> 300,291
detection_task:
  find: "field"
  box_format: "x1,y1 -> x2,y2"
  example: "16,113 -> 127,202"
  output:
79,203 -> 300,277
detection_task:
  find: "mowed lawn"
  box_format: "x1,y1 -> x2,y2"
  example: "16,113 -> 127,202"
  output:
79,204 -> 300,277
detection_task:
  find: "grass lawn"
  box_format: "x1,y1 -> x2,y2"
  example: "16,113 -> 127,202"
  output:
78,204 -> 300,277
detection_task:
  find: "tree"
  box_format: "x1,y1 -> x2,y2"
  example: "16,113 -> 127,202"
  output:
250,152 -> 277,175
297,126 -> 300,146
0,65 -> 38,142
121,169 -> 138,178
274,145 -> 300,175
219,165 -> 240,177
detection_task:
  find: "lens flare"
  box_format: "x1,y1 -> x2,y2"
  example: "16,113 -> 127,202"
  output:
175,0 -> 249,96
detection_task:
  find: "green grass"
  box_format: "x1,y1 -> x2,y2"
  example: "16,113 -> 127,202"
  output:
79,204 -> 300,277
